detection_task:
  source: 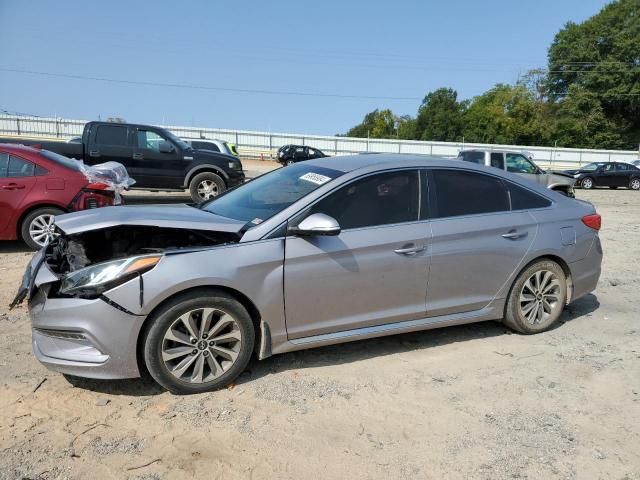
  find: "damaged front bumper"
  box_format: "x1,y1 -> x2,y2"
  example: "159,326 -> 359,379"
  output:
15,249 -> 147,379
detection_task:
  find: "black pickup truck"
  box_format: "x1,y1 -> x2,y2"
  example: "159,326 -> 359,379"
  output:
1,121 -> 245,202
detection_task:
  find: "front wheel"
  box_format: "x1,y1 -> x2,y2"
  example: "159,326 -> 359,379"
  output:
21,207 -> 64,250
630,178 -> 640,190
581,177 -> 594,189
503,260 -> 567,334
143,290 -> 255,394
189,172 -> 226,203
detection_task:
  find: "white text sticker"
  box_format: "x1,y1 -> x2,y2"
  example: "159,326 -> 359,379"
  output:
299,172 -> 331,185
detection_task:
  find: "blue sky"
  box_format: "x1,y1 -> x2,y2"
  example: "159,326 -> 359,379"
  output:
0,0 -> 609,135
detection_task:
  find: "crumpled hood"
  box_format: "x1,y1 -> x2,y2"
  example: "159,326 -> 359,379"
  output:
55,204 -> 246,235
524,171 -> 576,188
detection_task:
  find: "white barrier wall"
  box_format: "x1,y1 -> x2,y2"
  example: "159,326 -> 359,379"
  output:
1,114 -> 637,168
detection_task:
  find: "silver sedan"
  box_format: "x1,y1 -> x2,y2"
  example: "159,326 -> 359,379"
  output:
15,155 -> 603,394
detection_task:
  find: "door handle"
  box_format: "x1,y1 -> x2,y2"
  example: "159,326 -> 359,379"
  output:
502,230 -> 528,240
132,153 -> 143,160
89,150 -> 101,158
394,244 -> 426,256
2,183 -> 25,190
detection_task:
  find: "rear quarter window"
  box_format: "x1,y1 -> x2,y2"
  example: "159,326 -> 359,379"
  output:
459,152 -> 485,165
506,181 -> 551,210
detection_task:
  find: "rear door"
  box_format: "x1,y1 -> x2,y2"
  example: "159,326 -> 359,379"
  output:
132,128 -> 185,188
0,154 -> 39,233
614,163 -> 634,187
425,169 -> 537,316
87,124 -> 133,167
284,169 -> 430,339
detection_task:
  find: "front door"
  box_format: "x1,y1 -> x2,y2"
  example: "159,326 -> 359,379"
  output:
284,169 -> 430,339
133,129 -> 185,188
426,169 -> 536,316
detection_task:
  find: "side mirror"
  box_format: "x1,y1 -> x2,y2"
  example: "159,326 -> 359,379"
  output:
290,213 -> 341,237
159,141 -> 174,153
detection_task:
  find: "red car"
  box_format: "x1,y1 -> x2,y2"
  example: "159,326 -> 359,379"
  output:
0,144 -> 118,249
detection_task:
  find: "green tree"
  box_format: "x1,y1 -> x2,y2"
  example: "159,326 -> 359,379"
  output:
547,0 -> 640,147
415,88 -> 465,141
345,109 -> 398,138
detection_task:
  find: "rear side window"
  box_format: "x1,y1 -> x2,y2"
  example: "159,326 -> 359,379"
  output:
506,181 -> 551,210
459,151 -> 485,164
7,156 -> 35,177
430,170 -> 509,218
490,153 -> 504,169
95,125 -> 128,146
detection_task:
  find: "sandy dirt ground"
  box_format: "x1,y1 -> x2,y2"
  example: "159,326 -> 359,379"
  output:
0,189 -> 638,480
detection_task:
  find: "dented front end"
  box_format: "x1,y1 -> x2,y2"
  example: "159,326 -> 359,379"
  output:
12,217 -> 243,380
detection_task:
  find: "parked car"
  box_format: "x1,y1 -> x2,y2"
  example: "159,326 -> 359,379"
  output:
458,149 -> 575,197
13,154 -> 602,394
567,162 -> 640,190
183,138 -> 240,158
632,160 -> 640,168
2,121 -> 245,202
0,144 -> 119,249
277,144 -> 327,165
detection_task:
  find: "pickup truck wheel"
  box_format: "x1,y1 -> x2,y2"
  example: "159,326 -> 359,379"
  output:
21,207 -> 64,250
189,172 -> 226,203
143,290 -> 255,394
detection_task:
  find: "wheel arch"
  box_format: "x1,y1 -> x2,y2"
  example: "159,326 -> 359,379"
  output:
135,285 -> 264,376
504,254 -> 574,317
184,165 -> 229,188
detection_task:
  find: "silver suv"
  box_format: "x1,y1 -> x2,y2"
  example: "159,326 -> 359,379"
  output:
458,150 -> 575,197
14,155 -> 601,394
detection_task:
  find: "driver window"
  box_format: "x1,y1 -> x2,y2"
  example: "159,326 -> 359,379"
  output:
506,153 -> 537,174
309,170 -> 420,230
603,163 -> 615,172
137,130 -> 166,152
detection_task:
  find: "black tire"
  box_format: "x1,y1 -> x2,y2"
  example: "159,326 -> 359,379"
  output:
286,159 -> 295,166
580,177 -> 594,189
503,259 -> 567,334
630,178 -> 640,190
188,172 -> 226,203
142,290 -> 255,394
609,186 -> 618,189
20,207 -> 64,250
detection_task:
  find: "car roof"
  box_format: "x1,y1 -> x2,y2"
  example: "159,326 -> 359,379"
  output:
303,153 -> 477,173
0,142 -> 43,155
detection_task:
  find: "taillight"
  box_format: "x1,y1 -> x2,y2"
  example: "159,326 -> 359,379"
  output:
582,213 -> 601,231
85,182 -> 109,190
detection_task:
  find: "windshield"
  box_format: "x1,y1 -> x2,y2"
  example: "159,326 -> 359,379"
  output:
201,164 -> 344,224
161,129 -> 189,150
581,162 -> 605,171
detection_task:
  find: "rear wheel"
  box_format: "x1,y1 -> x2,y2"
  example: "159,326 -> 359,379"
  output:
503,260 -> 567,334
143,290 -> 255,394
630,178 -> 640,190
581,177 -> 594,189
189,172 -> 226,203
21,207 -> 64,250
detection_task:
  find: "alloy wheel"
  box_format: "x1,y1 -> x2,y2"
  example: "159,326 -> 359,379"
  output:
631,179 -> 640,190
518,270 -> 562,325
29,214 -> 57,247
581,178 -> 593,189
161,307 -> 242,383
196,180 -> 219,200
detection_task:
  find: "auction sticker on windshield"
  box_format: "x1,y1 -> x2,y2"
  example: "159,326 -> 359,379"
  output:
299,172 -> 332,185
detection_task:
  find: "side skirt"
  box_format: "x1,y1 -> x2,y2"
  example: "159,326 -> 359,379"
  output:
270,305 -> 503,356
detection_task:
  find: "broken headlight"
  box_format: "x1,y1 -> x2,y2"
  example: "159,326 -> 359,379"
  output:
59,254 -> 162,296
